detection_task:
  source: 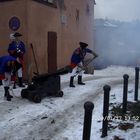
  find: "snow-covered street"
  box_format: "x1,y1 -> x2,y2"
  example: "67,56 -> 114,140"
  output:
0,66 -> 140,140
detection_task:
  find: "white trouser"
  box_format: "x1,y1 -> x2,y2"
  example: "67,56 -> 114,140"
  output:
2,72 -> 11,87
18,68 -> 22,78
71,66 -> 83,77
17,57 -> 23,78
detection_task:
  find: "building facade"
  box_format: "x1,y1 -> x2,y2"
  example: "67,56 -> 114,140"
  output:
0,0 -> 96,79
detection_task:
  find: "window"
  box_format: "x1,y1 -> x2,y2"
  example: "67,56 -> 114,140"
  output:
33,0 -> 57,8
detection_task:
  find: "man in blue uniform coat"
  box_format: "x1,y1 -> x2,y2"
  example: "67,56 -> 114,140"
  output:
0,55 -> 22,101
8,32 -> 26,87
69,42 -> 98,87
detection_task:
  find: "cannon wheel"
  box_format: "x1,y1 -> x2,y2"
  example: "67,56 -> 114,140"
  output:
55,91 -> 63,97
27,91 -> 41,103
21,89 -> 29,98
28,91 -> 35,101
27,84 -> 36,90
33,95 -> 42,103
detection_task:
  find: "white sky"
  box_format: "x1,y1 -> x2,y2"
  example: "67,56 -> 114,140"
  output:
95,0 -> 140,21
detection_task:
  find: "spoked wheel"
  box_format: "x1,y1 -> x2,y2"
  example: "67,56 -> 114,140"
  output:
55,90 -> 63,97
28,91 -> 35,101
21,89 -> 29,98
33,95 -> 42,103
27,91 -> 41,103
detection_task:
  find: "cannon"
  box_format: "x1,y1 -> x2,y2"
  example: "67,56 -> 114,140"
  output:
21,68 -> 68,103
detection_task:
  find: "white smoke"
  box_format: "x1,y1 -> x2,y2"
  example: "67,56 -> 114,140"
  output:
95,0 -> 140,22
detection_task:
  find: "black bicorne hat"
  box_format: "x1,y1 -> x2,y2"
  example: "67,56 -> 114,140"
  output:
79,42 -> 88,47
79,42 -> 88,48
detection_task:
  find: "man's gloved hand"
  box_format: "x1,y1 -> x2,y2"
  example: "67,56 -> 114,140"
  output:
81,66 -> 86,70
11,61 -> 22,74
92,51 -> 98,58
94,54 -> 98,58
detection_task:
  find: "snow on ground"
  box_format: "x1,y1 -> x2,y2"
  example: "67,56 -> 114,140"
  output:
0,65 -> 140,140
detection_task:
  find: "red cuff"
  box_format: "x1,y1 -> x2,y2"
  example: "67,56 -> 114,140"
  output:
0,74 -> 5,80
70,63 -> 77,69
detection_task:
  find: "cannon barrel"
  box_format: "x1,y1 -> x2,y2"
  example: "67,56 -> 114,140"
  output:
32,66 -> 70,83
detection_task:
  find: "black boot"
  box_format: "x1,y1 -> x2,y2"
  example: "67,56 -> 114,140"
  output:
78,75 -> 85,85
7,92 -> 13,101
0,80 -> 2,85
4,87 -> 8,97
18,77 -> 25,87
13,82 -> 16,89
4,87 -> 13,101
69,76 -> 75,87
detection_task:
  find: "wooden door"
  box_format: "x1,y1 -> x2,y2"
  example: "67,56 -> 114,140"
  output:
48,31 -> 57,73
